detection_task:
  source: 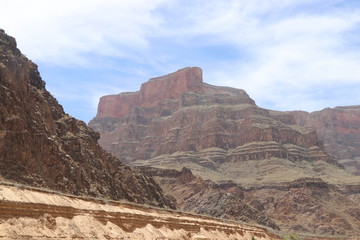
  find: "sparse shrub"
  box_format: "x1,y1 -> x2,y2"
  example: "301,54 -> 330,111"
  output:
282,233 -> 302,240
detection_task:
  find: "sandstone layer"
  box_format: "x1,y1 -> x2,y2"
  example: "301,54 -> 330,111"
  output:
0,30 -> 174,208
0,183 -> 279,240
289,106 -> 360,175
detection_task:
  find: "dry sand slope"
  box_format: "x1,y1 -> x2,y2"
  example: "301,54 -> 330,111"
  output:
0,182 -> 278,240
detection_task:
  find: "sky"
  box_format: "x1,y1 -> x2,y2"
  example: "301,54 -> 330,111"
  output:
1,0 -> 360,122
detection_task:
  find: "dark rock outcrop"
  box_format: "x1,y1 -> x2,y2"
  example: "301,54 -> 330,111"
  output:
140,167 -> 360,236
139,166 -> 280,230
0,30 -> 175,209
243,178 -> 360,236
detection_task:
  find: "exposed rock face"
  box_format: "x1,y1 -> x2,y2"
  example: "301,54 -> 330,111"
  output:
0,30 -> 174,208
244,178 -> 360,236
90,67 -> 335,166
139,167 -> 360,237
290,106 -> 360,175
0,183 -> 279,240
139,167 -> 280,230
97,67 -> 204,119
90,67 -> 360,237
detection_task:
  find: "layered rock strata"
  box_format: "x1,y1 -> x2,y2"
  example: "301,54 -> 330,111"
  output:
89,66 -> 360,237
0,183 -> 279,240
89,67 -> 335,167
289,106 -> 360,175
0,30 -> 174,208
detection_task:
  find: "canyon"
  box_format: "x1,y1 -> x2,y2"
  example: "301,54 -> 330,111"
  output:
89,67 -> 338,168
0,29 -> 284,240
1,28 -> 360,239
90,66 -> 360,237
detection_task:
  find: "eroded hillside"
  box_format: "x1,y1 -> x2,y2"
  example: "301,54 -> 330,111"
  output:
90,67 -> 360,237
140,167 -> 360,236
0,29 -> 174,208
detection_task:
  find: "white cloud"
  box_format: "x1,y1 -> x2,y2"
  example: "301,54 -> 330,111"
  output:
1,0 -> 360,120
1,0 -> 166,66
172,0 -> 360,111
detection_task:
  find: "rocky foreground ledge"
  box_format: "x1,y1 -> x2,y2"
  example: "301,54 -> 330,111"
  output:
0,183 -> 278,240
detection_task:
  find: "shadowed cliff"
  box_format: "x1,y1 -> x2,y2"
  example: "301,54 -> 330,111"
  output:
0,29 -> 175,209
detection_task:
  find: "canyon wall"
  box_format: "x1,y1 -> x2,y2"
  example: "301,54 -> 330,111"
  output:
0,29 -> 174,208
90,66 -> 360,237
90,67 -> 335,167
290,106 -> 360,175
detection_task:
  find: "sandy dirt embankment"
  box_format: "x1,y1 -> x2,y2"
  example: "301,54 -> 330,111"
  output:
0,182 -> 278,240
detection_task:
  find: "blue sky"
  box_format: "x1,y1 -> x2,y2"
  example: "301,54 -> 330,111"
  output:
1,0 -> 360,122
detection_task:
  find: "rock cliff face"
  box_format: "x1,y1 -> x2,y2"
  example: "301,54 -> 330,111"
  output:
90,67 -> 360,237
90,67 -> 335,167
139,167 -> 360,237
0,30 -> 174,208
97,67 -> 204,119
290,107 -> 360,175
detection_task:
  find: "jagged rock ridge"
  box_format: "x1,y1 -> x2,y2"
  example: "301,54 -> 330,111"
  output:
0,29 -> 174,208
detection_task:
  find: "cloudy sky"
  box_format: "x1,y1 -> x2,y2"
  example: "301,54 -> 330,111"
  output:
1,0 -> 360,122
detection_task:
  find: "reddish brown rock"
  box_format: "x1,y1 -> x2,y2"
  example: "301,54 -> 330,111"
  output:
90,68 -> 335,166
88,63 -> 360,237
89,66 -> 360,237
97,67 -> 204,119
0,30 -> 175,208
290,106 -> 360,175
